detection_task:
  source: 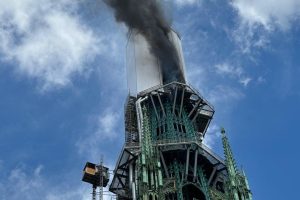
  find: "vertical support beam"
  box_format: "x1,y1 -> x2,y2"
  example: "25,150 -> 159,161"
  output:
157,93 -> 166,118
150,171 -> 155,187
179,88 -> 185,117
92,186 -> 96,200
159,151 -> 170,178
208,166 -> 217,185
157,162 -> 163,186
174,161 -> 183,200
191,111 -> 200,123
202,118 -> 211,136
172,86 -> 178,115
212,175 -> 219,188
135,165 -> 138,198
132,182 -> 137,200
136,96 -> 148,143
185,147 -> 190,179
188,100 -> 201,118
240,194 -> 245,200
193,149 -> 198,182
150,94 -> 159,120
129,162 -> 133,188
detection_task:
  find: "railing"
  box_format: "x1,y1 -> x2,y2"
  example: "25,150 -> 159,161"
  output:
156,138 -> 224,163
137,82 -> 214,110
125,137 -> 225,163
125,142 -> 140,149
155,137 -> 198,146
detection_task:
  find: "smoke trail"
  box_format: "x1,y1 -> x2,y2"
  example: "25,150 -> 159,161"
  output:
104,0 -> 185,84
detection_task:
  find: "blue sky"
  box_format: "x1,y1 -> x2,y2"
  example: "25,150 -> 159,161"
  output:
0,0 -> 299,199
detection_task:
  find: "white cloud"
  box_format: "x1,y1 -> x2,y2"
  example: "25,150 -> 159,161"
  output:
46,187 -> 115,200
45,187 -> 91,200
239,77 -> 252,87
1,165 -> 44,199
203,84 -> 245,148
232,0 -> 300,30
231,0 -> 300,53
173,0 -> 202,6
214,63 -> 252,87
97,110 -> 120,139
76,108 -> 121,160
0,164 -> 94,200
204,123 -> 221,148
208,85 -> 244,105
257,76 -> 266,84
9,166 -> 42,192
0,0 -> 102,90
215,63 -> 243,77
187,64 -> 207,88
231,23 -> 268,54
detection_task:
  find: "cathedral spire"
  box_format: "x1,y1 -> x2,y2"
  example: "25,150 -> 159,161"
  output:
221,128 -> 239,200
221,128 -> 252,200
221,128 -> 237,178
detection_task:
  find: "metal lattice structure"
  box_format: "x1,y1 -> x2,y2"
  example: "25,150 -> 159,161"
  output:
108,81 -> 252,200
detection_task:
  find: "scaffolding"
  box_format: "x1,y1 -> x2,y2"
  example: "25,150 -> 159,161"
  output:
82,159 -> 110,200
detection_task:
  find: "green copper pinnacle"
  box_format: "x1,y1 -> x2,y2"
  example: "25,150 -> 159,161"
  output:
221,128 -> 252,200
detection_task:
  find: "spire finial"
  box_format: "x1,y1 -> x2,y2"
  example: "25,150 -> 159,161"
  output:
221,127 -> 226,135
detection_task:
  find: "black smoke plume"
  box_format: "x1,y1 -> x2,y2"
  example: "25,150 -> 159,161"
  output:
104,0 -> 185,84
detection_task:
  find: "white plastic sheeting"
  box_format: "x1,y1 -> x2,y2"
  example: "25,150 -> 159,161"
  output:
126,29 -> 186,96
